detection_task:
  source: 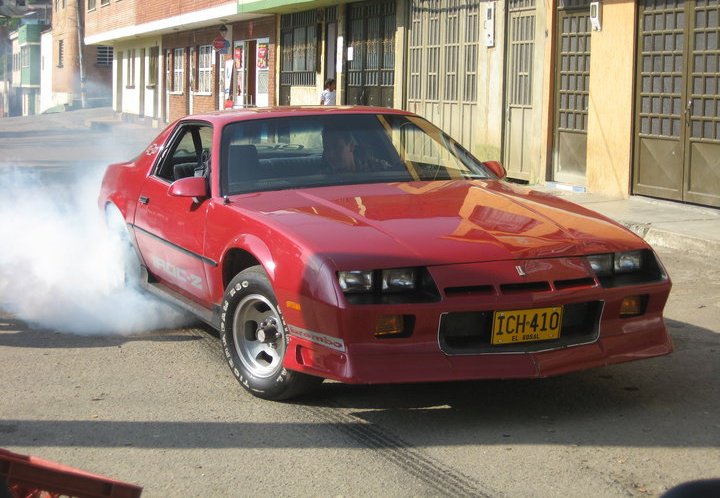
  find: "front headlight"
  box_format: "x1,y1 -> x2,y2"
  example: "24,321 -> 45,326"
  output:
338,270 -> 373,293
587,254 -> 613,276
614,250 -> 643,273
382,268 -> 416,292
587,251 -> 643,276
337,267 -> 440,304
586,249 -> 664,287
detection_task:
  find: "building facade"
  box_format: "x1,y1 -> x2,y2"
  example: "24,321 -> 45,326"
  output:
83,0 -> 720,209
10,24 -> 43,116
50,0 -> 113,110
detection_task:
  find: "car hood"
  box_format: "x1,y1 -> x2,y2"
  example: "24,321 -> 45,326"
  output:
230,180 -> 644,268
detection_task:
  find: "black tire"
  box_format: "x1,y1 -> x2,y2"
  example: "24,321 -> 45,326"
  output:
220,266 -> 322,400
105,203 -> 143,288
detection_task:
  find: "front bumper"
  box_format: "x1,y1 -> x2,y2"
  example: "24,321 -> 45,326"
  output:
281,257 -> 673,384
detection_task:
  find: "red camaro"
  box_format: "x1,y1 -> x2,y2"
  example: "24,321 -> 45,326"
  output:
99,107 -> 673,400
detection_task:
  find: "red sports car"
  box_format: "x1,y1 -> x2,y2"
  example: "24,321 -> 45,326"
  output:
99,107 -> 672,400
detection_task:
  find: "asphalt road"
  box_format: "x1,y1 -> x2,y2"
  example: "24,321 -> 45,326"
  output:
1,111 -> 719,497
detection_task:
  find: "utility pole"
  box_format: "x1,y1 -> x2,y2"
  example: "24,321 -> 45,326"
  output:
75,0 -> 86,108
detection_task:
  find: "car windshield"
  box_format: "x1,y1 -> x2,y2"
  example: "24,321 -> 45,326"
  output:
220,113 -> 494,195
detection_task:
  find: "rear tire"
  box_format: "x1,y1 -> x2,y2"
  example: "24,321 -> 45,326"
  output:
105,203 -> 142,288
220,266 -> 322,400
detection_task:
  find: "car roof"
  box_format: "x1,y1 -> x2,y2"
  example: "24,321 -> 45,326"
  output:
177,105 -> 416,127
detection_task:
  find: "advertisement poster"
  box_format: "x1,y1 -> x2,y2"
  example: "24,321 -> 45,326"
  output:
257,43 -> 268,69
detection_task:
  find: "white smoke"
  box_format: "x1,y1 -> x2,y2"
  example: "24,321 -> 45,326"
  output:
0,165 -> 192,335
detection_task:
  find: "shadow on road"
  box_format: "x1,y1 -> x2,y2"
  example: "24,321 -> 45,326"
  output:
1,319 -> 718,451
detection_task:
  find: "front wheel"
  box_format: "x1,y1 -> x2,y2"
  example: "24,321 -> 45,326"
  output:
220,266 -> 322,400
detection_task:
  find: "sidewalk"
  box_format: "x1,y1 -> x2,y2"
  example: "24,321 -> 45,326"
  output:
545,189 -> 720,258
2,107 -> 719,257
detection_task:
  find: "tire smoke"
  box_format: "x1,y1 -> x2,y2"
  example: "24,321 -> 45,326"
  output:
0,166 -> 191,335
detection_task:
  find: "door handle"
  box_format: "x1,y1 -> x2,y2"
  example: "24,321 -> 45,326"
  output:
139,196 -> 149,205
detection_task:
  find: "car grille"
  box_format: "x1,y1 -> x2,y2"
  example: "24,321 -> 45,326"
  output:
438,301 -> 603,354
444,277 -> 596,297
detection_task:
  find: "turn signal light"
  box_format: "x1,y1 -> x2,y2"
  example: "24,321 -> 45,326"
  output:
375,315 -> 405,337
620,295 -> 646,317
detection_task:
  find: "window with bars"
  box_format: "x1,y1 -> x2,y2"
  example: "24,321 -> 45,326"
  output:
280,11 -> 317,87
197,45 -> 213,93
173,48 -> 184,93
57,39 -> 64,67
96,46 -> 112,66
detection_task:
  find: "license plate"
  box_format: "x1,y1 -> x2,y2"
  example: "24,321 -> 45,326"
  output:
491,306 -> 563,345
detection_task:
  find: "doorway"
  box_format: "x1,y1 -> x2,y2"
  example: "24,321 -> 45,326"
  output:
551,0 -> 591,185
503,0 -> 537,181
345,0 -> 395,107
232,38 -> 270,107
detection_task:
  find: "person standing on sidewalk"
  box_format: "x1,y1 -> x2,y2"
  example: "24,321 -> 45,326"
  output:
320,78 -> 336,106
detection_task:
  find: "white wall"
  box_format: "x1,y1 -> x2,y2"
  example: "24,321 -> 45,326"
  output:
40,31 -> 54,112
115,37 -> 162,118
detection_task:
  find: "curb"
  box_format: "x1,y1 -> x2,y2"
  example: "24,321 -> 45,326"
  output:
621,221 -> 720,257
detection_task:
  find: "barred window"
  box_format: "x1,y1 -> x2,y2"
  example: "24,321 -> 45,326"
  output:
57,40 -> 64,67
148,46 -> 158,86
96,46 -> 112,66
280,11 -> 317,87
197,45 -> 213,93
173,48 -> 184,93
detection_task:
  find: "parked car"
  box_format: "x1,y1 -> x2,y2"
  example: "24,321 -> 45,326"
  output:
99,106 -> 673,400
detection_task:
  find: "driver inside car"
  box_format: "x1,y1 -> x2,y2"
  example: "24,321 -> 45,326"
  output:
321,128 -> 394,174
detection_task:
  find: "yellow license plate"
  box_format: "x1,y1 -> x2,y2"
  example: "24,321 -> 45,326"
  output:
491,306 -> 563,345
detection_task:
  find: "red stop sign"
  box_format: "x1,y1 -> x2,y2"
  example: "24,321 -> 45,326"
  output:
213,36 -> 226,50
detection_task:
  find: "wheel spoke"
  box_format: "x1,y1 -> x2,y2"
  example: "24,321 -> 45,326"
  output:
233,293 -> 286,378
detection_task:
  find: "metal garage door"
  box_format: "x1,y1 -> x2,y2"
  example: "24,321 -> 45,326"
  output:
634,0 -> 720,207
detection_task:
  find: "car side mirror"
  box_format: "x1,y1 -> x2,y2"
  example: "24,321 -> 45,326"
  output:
168,176 -> 208,200
483,160 -> 506,179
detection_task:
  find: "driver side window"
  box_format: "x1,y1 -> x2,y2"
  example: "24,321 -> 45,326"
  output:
156,123 -> 213,182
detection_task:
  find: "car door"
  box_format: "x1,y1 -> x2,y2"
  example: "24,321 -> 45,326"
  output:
132,121 -> 215,305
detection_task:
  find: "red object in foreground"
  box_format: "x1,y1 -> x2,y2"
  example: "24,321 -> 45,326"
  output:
0,448 -> 142,498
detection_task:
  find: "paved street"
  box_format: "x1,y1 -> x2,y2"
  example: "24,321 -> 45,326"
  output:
1,110 -> 719,497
